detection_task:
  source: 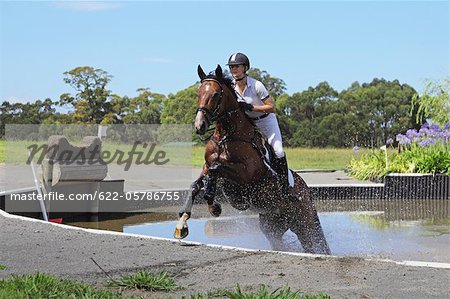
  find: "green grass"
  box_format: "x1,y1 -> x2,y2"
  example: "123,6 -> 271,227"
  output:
108,270 -> 179,292
0,265 -> 6,271
0,138 -> 361,170
284,147 -> 363,170
193,145 -> 363,170
0,139 -> 192,166
0,273 -> 331,299
0,273 -> 139,299
0,139 -> 4,164
184,285 -> 331,299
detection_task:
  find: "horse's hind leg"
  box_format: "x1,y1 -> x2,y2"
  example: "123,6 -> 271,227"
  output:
289,173 -> 330,254
259,212 -> 289,251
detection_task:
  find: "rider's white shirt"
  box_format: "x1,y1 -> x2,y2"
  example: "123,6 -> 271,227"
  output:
233,76 -> 270,119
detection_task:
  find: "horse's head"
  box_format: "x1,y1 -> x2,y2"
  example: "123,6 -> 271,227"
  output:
195,64 -> 226,135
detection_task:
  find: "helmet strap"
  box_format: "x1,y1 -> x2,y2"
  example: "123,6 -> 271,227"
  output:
234,74 -> 247,82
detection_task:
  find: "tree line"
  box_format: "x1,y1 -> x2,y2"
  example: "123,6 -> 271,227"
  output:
0,66 -> 425,148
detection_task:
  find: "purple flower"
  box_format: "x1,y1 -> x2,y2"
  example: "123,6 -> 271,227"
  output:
419,139 -> 435,147
420,122 -> 430,130
444,124 -> 450,130
386,138 -> 394,145
405,129 -> 420,140
353,146 -> 359,153
430,124 -> 440,131
396,134 -> 411,145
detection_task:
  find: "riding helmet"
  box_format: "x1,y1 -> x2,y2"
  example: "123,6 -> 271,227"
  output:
227,52 -> 250,69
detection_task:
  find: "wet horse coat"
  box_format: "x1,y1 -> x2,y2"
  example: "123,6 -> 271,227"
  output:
175,65 -> 330,254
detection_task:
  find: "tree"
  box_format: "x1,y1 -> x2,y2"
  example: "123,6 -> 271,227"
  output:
411,77 -> 450,126
160,84 -> 198,125
122,88 -> 165,124
0,99 -> 60,138
339,79 -> 418,147
59,66 -> 113,124
247,68 -> 287,100
160,84 -> 199,142
286,82 -> 339,146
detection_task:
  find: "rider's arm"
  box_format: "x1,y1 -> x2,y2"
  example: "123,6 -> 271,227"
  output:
252,80 -> 275,113
252,97 -> 275,113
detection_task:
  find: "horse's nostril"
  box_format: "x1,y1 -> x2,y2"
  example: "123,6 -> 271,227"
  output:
196,123 -> 206,135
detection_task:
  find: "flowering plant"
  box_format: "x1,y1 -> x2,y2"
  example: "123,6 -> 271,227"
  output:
348,122 -> 450,181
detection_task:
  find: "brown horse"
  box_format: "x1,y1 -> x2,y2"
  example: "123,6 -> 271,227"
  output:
174,64 -> 330,254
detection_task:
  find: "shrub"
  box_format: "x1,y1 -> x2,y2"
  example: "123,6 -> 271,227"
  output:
348,122 -> 450,181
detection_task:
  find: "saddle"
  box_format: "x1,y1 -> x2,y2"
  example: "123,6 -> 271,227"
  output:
248,128 -> 297,199
256,130 -> 278,174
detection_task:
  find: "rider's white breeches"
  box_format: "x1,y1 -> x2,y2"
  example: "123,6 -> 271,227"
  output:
256,114 -> 294,187
255,114 -> 285,158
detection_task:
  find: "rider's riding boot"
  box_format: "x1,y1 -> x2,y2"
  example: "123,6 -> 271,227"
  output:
272,156 -> 297,201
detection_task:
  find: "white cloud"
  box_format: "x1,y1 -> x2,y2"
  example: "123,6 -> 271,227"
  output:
142,57 -> 173,64
53,1 -> 124,12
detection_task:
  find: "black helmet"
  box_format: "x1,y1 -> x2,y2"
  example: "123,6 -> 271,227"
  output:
227,52 -> 250,69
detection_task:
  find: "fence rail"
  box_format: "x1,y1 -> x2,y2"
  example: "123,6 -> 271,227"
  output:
310,174 -> 450,200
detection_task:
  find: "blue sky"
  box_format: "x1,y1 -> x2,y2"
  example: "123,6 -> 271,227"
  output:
1,1 -> 449,103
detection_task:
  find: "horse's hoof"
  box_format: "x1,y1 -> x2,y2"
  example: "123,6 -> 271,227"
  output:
208,203 -> 222,217
173,225 -> 189,239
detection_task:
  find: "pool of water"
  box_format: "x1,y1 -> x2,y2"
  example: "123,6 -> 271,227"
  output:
123,211 -> 450,263
66,199 -> 450,263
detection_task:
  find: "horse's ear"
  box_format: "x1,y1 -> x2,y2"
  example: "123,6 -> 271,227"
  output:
197,65 -> 206,81
215,64 -> 223,79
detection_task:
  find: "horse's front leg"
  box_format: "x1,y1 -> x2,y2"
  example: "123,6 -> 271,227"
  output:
174,173 -> 205,239
204,162 -> 222,217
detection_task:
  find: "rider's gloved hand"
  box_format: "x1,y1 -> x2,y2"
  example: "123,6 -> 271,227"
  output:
238,102 -> 254,111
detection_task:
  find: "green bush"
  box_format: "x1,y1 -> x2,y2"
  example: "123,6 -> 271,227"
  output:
348,123 -> 450,181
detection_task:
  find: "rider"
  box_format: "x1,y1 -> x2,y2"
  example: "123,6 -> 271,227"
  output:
227,52 -> 294,194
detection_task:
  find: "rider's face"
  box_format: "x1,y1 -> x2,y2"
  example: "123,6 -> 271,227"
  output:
229,64 -> 246,78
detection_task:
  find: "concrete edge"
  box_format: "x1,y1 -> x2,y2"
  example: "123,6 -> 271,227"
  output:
308,183 -> 384,187
1,209 -> 450,270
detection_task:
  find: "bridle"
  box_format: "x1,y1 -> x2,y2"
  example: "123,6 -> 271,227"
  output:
196,78 -> 225,124
196,78 -> 242,142
196,76 -> 264,160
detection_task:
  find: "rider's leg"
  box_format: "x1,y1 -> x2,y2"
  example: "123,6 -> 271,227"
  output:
272,152 -> 295,196
258,116 -> 294,195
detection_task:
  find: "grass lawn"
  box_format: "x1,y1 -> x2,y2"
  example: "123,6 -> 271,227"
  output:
0,139 -> 4,163
0,272 -> 330,299
193,145 -> 363,170
0,139 -> 362,170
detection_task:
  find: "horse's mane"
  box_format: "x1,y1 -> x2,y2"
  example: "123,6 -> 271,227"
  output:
204,70 -> 256,127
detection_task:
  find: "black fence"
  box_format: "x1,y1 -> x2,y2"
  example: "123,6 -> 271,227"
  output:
310,174 -> 450,200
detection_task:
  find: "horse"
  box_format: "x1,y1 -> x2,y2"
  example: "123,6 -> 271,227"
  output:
174,64 -> 330,254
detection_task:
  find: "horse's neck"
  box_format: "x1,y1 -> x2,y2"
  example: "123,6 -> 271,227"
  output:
215,109 -> 255,138
214,88 -> 255,137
